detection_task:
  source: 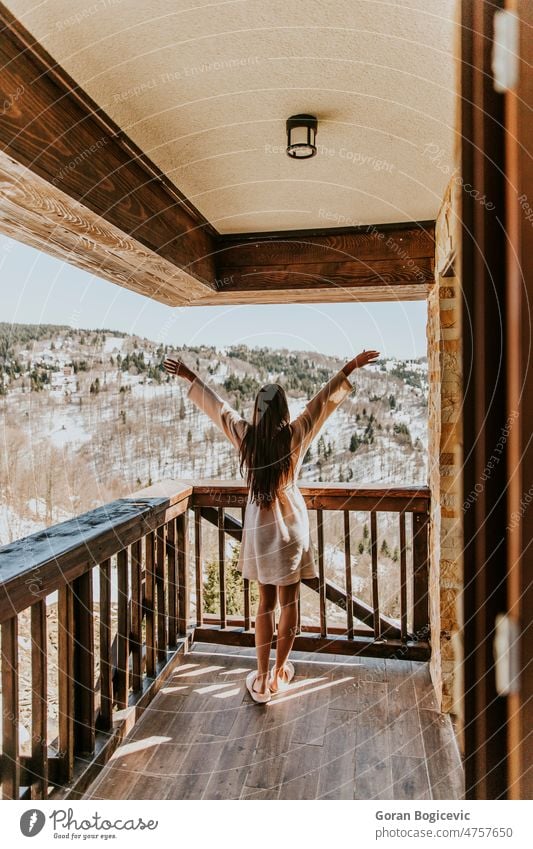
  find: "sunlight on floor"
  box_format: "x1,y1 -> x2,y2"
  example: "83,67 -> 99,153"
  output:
109,735 -> 172,760
193,682 -> 239,694
172,664 -> 225,678
267,676 -> 353,705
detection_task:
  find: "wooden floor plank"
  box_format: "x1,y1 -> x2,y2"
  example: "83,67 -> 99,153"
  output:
278,742 -> 323,799
288,677 -> 332,746
387,674 -> 426,759
412,662 -> 440,711
354,683 -> 393,800
241,784 -> 281,799
242,676 -> 322,791
165,740 -> 227,799
391,754 -> 431,800
419,708 -> 464,799
202,704 -> 267,799
317,709 -> 357,799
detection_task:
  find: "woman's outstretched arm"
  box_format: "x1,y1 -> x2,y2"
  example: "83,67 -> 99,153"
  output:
163,357 -> 248,450
291,349 -> 380,454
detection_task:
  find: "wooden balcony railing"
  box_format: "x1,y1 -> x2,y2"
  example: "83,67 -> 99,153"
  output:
190,481 -> 430,657
0,479 -> 429,800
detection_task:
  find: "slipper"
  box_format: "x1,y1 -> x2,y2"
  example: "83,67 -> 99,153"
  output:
269,660 -> 295,693
246,671 -> 271,704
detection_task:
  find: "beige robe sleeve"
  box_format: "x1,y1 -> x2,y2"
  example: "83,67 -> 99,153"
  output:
186,374 -> 249,450
290,368 -> 356,459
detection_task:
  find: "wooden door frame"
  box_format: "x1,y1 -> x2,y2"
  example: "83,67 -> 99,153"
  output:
461,0 -> 532,799
504,0 -> 533,800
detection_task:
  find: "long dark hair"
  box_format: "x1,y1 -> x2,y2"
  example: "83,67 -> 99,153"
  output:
239,383 -> 294,508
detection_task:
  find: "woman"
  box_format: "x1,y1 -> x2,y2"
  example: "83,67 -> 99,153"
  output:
163,349 -> 379,703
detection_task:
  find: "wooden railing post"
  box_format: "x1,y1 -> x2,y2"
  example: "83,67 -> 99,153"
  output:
166,519 -> 178,647
156,526 -> 167,660
98,559 -> 113,730
116,547 -> 130,709
412,511 -> 430,640
316,509 -> 326,637
1,616 -> 19,799
399,512 -> 408,642
217,508 -> 226,630
177,511 -> 190,635
73,570 -> 95,754
130,540 -> 143,691
343,511 -> 354,640
370,511 -> 380,638
31,600 -> 48,799
194,507 -> 203,626
145,531 -> 156,677
58,584 -> 75,783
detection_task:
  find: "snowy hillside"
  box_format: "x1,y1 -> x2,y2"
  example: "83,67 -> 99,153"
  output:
0,324 -> 427,545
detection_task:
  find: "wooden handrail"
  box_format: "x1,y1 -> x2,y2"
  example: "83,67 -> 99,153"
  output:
189,479 -> 430,513
0,484 -> 192,623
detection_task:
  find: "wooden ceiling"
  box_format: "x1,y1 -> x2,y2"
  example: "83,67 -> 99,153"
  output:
0,3 -> 437,307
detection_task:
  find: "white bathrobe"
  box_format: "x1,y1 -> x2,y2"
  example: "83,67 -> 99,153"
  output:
186,367 -> 356,586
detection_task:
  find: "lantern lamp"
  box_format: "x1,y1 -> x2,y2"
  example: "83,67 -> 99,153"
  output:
286,114 -> 318,159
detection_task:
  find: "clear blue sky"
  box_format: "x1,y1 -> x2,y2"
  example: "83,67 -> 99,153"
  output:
0,235 -> 427,359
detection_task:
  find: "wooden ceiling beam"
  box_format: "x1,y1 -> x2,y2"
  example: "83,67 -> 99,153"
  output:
203,223 -> 435,305
0,2 -> 217,303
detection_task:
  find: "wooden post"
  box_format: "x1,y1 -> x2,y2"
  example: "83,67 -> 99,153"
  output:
217,508 -> 226,629
155,526 -> 167,660
58,584 -> 75,783
116,548 -> 130,709
31,601 -> 48,799
145,531 -> 156,677
166,519 -> 178,647
130,540 -> 143,691
343,511 -> 354,640
1,616 -> 19,799
73,570 -> 95,754
194,507 -> 204,626
370,512 -> 380,638
98,559 -> 113,730
412,512 -> 429,640
399,512 -> 408,642
317,510 -> 327,637
177,512 -> 190,635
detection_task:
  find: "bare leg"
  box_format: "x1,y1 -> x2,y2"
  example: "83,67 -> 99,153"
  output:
253,582 -> 277,694
271,581 -> 300,692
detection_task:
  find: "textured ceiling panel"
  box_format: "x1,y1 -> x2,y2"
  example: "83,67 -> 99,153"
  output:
5,0 -> 457,233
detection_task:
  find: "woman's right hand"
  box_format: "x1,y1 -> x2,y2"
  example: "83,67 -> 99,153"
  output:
163,357 -> 195,382
352,349 -> 380,368
342,349 -> 380,376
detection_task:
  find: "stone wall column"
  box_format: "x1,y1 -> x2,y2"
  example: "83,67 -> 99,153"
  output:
427,178 -> 464,751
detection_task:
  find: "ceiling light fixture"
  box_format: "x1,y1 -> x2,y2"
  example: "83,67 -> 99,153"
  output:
286,114 -> 318,159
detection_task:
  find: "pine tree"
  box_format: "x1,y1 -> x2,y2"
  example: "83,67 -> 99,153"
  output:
203,544 -> 257,615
